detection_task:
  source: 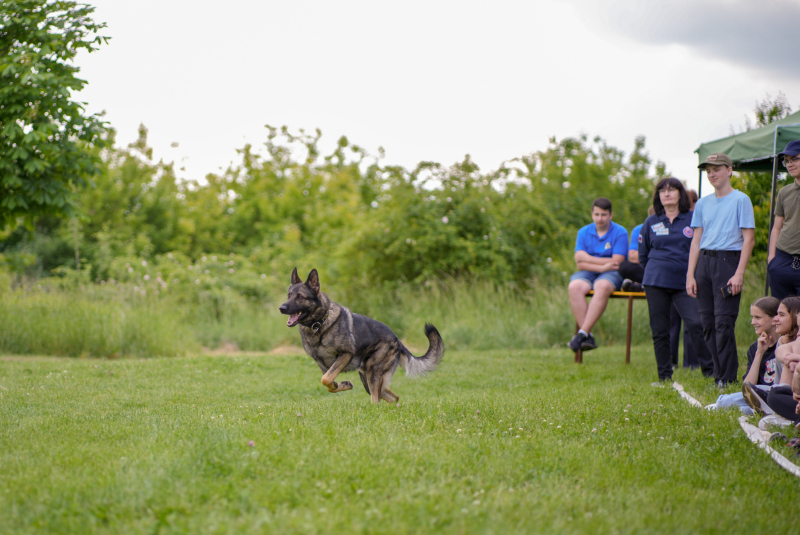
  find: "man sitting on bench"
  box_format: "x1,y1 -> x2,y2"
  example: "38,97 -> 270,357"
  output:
567,197 -> 628,353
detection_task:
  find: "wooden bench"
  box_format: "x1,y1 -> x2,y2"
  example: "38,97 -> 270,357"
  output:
575,290 -> 646,364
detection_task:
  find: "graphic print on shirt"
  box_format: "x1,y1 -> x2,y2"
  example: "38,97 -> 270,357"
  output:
683,227 -> 693,238
765,358 -> 776,384
604,242 -> 611,250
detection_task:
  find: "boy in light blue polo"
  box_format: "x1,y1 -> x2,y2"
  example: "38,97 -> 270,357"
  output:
686,153 -> 755,386
567,197 -> 629,352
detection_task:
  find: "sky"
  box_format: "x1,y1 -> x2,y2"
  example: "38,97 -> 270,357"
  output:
74,0 -> 800,197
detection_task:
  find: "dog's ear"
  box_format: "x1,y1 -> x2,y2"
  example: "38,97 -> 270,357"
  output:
306,269 -> 320,294
291,267 -> 301,285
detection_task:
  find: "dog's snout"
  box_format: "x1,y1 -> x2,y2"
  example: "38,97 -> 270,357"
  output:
279,304 -> 288,313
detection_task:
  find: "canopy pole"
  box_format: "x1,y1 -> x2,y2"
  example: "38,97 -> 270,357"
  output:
765,128 -> 782,296
698,169 -> 702,198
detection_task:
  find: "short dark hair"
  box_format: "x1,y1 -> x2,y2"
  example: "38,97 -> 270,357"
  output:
592,197 -> 612,212
652,178 -> 690,215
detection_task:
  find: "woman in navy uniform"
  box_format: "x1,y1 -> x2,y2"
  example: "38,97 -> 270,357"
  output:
640,178 -> 713,381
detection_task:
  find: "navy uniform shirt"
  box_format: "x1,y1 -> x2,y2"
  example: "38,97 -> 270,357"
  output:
639,210 -> 695,290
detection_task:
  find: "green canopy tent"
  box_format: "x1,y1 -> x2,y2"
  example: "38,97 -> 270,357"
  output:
695,109 -> 800,293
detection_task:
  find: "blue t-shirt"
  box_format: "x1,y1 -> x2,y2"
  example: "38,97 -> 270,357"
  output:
690,190 -> 755,250
629,224 -> 643,253
575,221 -> 628,258
639,211 -> 695,290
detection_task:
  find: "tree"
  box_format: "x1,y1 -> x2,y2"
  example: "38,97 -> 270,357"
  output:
0,0 -> 108,228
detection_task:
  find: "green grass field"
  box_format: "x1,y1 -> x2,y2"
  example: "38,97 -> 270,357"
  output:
2,345 -> 799,534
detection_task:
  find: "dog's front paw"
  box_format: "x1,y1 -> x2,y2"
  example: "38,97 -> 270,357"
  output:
339,380 -> 353,391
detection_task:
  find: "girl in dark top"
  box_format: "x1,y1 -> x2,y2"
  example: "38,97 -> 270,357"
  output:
639,178 -> 713,381
761,297 -> 800,421
714,296 -> 780,414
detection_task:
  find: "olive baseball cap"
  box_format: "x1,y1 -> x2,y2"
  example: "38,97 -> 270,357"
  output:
778,140 -> 800,158
698,153 -> 733,169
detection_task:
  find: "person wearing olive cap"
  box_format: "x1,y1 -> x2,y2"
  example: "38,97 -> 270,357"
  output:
768,140 -> 800,300
686,153 -> 755,387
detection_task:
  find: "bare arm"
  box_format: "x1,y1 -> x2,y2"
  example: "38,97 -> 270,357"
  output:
743,332 -> 770,385
728,228 -> 755,295
628,249 -> 639,264
575,251 -> 610,265
576,253 -> 625,273
686,227 -> 703,298
768,216 -> 784,263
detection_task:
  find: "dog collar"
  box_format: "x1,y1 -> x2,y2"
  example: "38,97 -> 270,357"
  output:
311,311 -> 329,333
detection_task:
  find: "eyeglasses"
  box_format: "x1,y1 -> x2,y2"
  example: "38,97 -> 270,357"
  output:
783,155 -> 800,168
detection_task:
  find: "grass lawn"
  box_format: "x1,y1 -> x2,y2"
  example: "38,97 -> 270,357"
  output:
1,345 -> 798,534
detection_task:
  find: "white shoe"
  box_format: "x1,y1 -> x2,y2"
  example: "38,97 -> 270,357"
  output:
758,415 -> 793,430
704,403 -> 717,410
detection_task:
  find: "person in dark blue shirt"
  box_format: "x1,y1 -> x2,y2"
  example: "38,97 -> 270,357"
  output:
639,178 -> 713,381
568,197 -> 629,352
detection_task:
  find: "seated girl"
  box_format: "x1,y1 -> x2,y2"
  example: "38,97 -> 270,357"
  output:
714,296 -> 780,414
744,297 -> 800,418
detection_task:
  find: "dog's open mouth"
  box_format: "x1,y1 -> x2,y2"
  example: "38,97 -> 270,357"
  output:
286,312 -> 303,327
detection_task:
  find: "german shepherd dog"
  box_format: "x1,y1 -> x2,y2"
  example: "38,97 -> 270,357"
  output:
279,268 -> 444,403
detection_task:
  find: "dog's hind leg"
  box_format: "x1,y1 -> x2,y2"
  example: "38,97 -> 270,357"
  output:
381,389 -> 399,404
379,370 -> 399,403
321,353 -> 354,393
358,371 -> 370,395
366,372 -> 383,404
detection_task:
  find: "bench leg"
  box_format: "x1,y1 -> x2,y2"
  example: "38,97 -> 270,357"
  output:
625,297 -> 633,364
575,322 -> 582,364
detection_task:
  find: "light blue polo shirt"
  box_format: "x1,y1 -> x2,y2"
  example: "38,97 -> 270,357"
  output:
629,224 -> 643,253
690,190 -> 755,250
575,221 -> 629,258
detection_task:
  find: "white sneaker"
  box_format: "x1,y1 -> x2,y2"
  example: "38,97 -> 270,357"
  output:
758,415 -> 794,430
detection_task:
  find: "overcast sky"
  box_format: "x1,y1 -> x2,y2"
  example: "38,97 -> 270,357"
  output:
75,0 -> 800,196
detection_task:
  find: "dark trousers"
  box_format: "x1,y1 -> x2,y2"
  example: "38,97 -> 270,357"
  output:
645,285 -> 714,380
619,260 -> 644,283
766,385 -> 800,422
669,305 -> 698,368
768,249 -> 800,301
696,251 -> 741,383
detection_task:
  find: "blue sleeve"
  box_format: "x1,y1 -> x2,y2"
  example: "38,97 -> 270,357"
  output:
639,219 -> 650,269
690,200 -> 703,228
629,225 -> 642,252
739,195 -> 755,229
612,225 -> 629,256
575,227 -> 586,253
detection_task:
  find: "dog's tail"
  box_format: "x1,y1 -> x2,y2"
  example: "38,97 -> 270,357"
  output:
400,323 -> 444,378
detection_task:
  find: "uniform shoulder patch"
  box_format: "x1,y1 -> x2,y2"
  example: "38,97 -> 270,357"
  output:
683,227 -> 693,238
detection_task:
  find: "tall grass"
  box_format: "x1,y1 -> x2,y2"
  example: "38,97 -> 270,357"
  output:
0,266 -> 770,358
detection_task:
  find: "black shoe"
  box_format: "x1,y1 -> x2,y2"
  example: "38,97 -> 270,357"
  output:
568,332 -> 587,352
629,282 -> 643,292
621,279 -> 633,292
581,333 -> 598,351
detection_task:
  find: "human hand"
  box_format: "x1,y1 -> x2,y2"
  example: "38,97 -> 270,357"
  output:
686,276 -> 697,298
756,331 -> 770,355
727,272 -> 744,296
787,354 -> 800,373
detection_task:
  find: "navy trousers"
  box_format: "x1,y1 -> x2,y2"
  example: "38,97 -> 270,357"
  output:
768,249 -> 800,301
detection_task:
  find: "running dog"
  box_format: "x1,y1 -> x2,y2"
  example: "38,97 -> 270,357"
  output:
279,268 -> 444,403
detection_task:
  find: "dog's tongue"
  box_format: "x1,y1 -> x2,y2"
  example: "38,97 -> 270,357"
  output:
287,313 -> 301,327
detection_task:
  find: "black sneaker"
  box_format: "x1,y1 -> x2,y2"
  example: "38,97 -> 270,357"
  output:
621,279 -> 633,292
568,332 -> 587,352
581,333 -> 598,351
